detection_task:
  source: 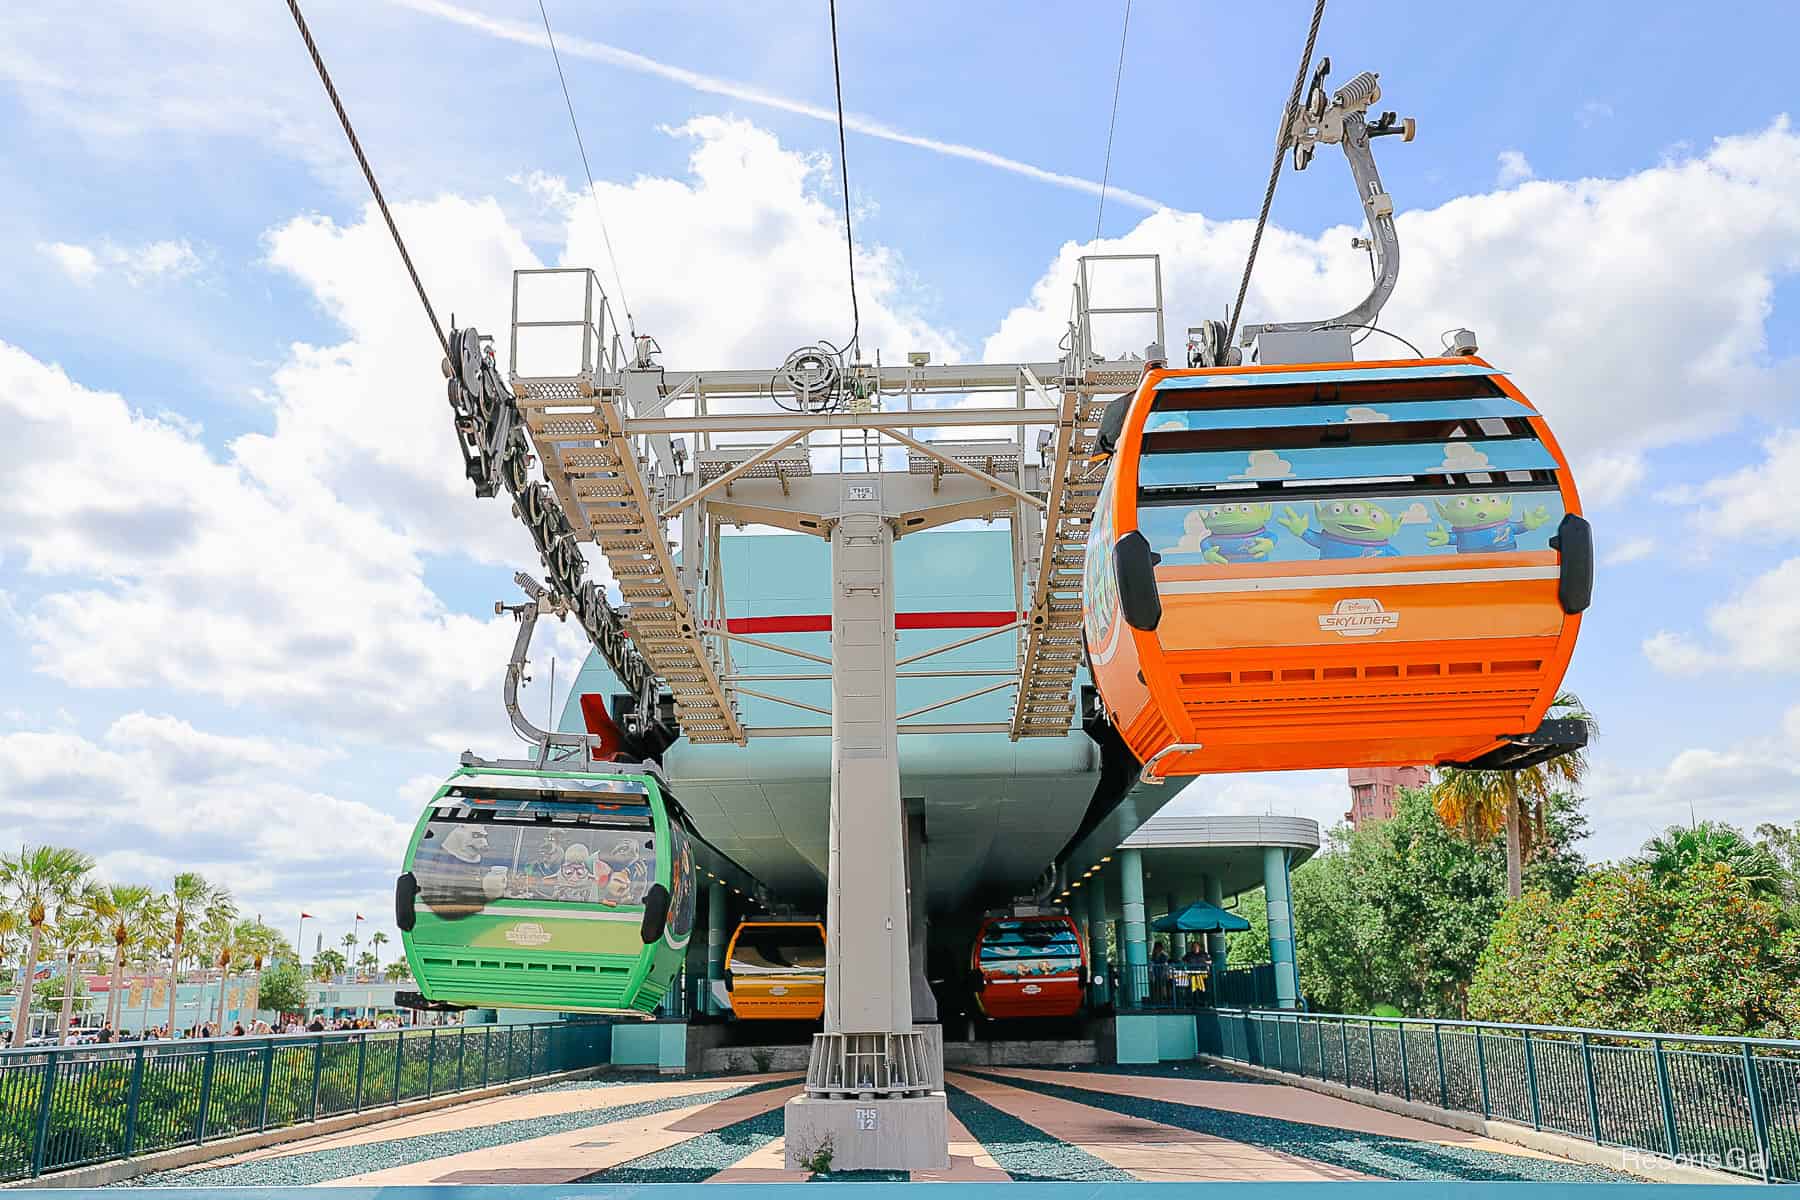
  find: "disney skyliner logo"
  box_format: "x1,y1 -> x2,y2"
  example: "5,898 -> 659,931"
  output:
1318,597 -> 1400,636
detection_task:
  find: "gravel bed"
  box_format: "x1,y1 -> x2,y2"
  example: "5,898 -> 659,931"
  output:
966,1068 -> 1638,1183
945,1082 -> 1131,1182
120,1078 -> 789,1187
579,1106 -> 783,1182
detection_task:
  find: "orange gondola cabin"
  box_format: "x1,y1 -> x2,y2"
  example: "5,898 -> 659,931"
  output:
1084,357 -> 1592,781
971,913 -> 1087,1020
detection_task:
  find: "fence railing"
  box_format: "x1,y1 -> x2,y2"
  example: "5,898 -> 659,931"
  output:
0,1019 -> 610,1183
1203,1007 -> 1800,1183
1106,963 -> 1277,1012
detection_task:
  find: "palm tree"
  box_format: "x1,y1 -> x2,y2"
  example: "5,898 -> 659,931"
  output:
91,883 -> 151,1031
313,949 -> 346,982
166,873 -> 214,1036
1432,692 -> 1596,899
199,894 -> 239,1034
0,910 -> 18,991
370,930 -> 389,971
55,908 -> 104,1043
383,959 -> 412,983
1637,821 -> 1784,897
356,950 -> 378,980
1,845 -> 95,1047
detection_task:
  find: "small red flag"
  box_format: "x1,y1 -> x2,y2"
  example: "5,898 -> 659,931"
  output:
300,912 -> 315,919
355,914 -> 366,921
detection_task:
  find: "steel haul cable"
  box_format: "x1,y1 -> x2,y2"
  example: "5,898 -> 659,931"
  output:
1093,0 -> 1132,241
283,0 -> 449,361
1223,0 -> 1328,350
827,0 -> 860,361
538,0 -> 638,341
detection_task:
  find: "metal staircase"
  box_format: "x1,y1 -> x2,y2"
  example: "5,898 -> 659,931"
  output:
1009,254 -> 1161,738
510,269 -> 745,745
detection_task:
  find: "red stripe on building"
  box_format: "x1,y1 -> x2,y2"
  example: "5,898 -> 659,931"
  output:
723,611 -> 1015,635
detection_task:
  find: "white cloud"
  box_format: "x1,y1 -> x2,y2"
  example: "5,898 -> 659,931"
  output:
983,120 -> 1800,507
1681,427 -> 1800,541
38,238 -> 201,286
1343,406 -> 1390,423
1440,442 -> 1491,472
1586,710 -> 1800,858
1496,149 -> 1535,185
1643,557 -> 1800,673
1601,535 -> 1656,566
40,241 -> 99,284
0,718 -> 410,872
1233,449 -> 1294,480
1160,509 -> 1210,554
1578,101 -> 1615,128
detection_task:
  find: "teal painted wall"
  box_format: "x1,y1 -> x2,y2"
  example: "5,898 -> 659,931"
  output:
611,1020 -> 687,1069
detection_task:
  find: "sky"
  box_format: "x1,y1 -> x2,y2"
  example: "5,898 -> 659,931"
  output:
3,0 -> 1800,960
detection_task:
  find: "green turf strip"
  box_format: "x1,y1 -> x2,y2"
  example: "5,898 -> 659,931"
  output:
579,1106 -> 784,1182
119,1077 -> 791,1188
945,1082 -> 1131,1182
966,1068 -> 1637,1183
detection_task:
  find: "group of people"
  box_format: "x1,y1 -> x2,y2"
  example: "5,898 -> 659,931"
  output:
1148,940 -> 1215,1005
50,1014 -> 409,1045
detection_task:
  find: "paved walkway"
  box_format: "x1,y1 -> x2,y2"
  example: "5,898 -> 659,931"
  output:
120,1064 -> 1638,1186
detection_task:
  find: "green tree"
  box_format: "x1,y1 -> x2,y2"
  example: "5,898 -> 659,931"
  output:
166,872 -> 215,1035
1639,821 -> 1784,899
200,894 -> 240,1033
1230,788 -> 1588,1017
55,907 -> 105,1041
259,961 -> 307,1016
1431,692 -> 1596,898
1,844 -> 95,1046
370,930 -> 389,969
1469,860 -> 1800,1036
383,958 -> 412,982
96,883 -> 154,1031
313,949 -> 346,981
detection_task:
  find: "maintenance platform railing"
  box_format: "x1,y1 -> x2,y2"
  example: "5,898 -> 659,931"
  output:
1202,1007 -> 1800,1183
0,1019 -> 608,1182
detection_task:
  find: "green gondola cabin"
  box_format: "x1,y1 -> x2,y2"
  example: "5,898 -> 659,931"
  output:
395,766 -> 696,1015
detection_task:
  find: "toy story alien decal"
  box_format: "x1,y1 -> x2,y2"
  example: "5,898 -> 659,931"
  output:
1425,493 -> 1552,553
1277,500 -> 1404,559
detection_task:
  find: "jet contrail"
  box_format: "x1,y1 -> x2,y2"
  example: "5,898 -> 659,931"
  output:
388,0 -> 1169,213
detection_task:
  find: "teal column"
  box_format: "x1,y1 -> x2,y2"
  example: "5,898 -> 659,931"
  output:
1262,847 -> 1298,1009
1203,873 -> 1227,996
1086,874 -> 1110,1005
706,881 -> 727,1015
1164,891 -> 1184,957
1119,848 -> 1148,1004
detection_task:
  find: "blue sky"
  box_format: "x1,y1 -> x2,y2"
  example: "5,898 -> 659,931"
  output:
2,0 -> 1799,956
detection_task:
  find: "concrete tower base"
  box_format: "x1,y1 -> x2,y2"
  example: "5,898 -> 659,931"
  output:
783,1094 -> 949,1172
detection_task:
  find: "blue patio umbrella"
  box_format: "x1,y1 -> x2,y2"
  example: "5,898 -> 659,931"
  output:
1151,900 -> 1251,934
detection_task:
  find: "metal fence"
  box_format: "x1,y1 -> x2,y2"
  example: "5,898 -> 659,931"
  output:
1106,963 -> 1276,1012
1202,1007 -> 1800,1183
0,1020 -> 610,1182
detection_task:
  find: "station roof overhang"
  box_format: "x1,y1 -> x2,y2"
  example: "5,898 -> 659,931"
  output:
1059,807 -> 1321,908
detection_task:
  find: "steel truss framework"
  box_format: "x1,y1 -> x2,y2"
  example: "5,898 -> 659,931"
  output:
508,255 -> 1163,746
